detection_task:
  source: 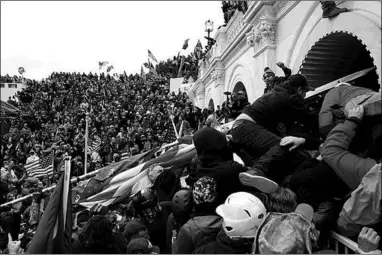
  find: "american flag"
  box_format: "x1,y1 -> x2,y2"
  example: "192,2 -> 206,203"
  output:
99,61 -> 109,68
25,151 -> 54,178
77,144 -> 196,209
87,135 -> 101,154
148,50 -> 158,64
121,150 -> 131,161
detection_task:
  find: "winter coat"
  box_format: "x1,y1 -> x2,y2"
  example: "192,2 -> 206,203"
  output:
188,127 -> 246,204
321,117 -> 377,190
173,215 -> 222,254
321,117 -> 381,238
319,85 -> 375,130
336,163 -> 381,238
242,90 -> 318,144
193,230 -> 253,254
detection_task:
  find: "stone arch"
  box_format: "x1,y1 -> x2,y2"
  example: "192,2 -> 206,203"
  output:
286,1 -> 381,87
226,64 -> 252,99
232,81 -> 247,95
205,88 -> 213,110
208,99 -> 215,111
299,31 -> 379,91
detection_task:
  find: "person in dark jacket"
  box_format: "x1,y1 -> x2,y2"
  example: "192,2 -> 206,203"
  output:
173,177 -> 222,254
166,188 -> 194,253
231,74 -> 317,192
186,127 -> 246,204
263,62 -> 291,94
72,215 -> 117,254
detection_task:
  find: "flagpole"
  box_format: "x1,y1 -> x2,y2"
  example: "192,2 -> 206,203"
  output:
179,120 -> 184,138
62,156 -> 71,226
0,136 -> 192,208
84,112 -> 89,175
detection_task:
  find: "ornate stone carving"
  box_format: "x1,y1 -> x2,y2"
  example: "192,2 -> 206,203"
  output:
211,69 -> 225,82
195,88 -> 205,97
246,15 -> 276,52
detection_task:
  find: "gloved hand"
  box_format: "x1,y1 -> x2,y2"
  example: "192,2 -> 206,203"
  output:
89,203 -> 108,217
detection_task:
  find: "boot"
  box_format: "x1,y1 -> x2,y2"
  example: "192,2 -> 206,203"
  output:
321,1 -> 348,19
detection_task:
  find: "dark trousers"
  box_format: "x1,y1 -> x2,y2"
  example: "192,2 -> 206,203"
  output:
231,120 -> 281,160
231,120 -> 313,181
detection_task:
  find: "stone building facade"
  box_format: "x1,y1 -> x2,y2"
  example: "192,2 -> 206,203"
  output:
190,1 -> 381,110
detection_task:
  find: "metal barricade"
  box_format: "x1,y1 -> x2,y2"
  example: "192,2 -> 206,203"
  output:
328,231 -> 360,254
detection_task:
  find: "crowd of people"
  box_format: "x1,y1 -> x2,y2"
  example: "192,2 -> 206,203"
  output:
1,59 -> 382,255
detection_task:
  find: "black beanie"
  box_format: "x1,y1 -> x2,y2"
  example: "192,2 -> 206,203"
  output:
193,127 -> 227,155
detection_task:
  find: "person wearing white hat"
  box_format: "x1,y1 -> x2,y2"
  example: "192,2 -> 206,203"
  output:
194,192 -> 266,254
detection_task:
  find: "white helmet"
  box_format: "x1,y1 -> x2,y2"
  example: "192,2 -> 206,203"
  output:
216,192 -> 266,238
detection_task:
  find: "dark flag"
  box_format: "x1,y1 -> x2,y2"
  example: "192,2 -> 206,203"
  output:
18,67 -> 25,75
107,65 -> 114,73
27,162 -> 72,254
182,38 -> 190,50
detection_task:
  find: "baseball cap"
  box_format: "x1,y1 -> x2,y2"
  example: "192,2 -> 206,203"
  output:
287,74 -> 315,91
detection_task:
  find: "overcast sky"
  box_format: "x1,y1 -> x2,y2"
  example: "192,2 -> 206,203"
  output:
1,1 -> 224,79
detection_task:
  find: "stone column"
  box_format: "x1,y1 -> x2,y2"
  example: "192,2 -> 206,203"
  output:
246,9 -> 277,98
211,68 -> 225,107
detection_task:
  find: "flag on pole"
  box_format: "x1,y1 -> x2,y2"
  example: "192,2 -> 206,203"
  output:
148,50 -> 159,65
18,67 -> 26,75
182,38 -> 190,50
76,144 -> 196,209
107,65 -> 114,73
72,149 -> 157,205
27,160 -> 72,254
99,61 -> 109,69
25,151 -> 54,178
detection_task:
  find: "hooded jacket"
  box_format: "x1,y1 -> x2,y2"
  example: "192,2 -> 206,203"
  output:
187,127 -> 246,204
193,230 -> 254,254
173,215 -> 222,254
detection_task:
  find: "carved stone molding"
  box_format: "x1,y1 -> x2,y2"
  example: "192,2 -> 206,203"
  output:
211,69 -> 225,83
195,88 -> 205,97
246,12 -> 277,54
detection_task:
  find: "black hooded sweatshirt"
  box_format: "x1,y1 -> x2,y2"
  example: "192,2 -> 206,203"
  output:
186,127 -> 246,205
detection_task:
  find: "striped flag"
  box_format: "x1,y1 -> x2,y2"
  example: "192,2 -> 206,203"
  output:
76,144 -> 196,209
25,151 -> 54,178
148,50 -> 159,64
27,160 -> 72,253
149,66 -> 158,76
72,149 -> 157,206
87,135 -> 101,154
99,61 -> 109,68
